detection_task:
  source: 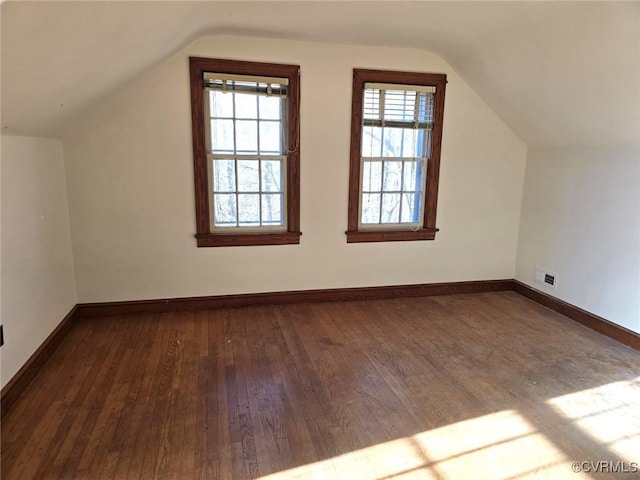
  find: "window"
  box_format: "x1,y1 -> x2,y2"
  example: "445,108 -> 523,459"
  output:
189,57 -> 301,247
346,69 -> 447,243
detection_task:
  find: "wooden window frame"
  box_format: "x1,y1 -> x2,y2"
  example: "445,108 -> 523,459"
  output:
189,57 -> 301,247
346,69 -> 447,243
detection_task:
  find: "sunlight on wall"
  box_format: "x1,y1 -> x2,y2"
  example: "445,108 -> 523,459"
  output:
546,377 -> 640,461
258,410 -> 578,480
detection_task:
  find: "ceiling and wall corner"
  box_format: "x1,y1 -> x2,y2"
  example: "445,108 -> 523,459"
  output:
1,1 -> 638,147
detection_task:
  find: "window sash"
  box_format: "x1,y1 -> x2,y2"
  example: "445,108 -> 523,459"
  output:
358,157 -> 428,230
205,87 -> 285,155
208,154 -> 287,232
358,82 -> 435,230
204,77 -> 288,232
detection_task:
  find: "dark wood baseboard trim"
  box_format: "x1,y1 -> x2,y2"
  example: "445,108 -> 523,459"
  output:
75,280 -> 640,350
512,280 -> 640,351
1,305 -> 78,417
77,279 -> 513,318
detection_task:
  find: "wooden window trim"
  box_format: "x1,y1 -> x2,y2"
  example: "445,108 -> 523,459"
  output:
346,69 -> 447,243
189,57 -> 301,247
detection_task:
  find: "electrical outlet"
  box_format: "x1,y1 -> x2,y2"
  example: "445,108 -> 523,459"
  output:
534,267 -> 558,289
544,273 -> 556,287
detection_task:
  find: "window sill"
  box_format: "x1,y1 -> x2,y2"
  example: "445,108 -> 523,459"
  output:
196,232 -> 301,247
346,229 -> 438,243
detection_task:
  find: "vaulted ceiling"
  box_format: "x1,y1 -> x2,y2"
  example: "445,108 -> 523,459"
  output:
2,1 -> 639,147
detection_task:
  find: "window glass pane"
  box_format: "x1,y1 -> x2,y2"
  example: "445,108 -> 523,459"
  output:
211,119 -> 234,153
381,193 -> 401,223
402,160 -> 423,191
362,126 -> 382,157
401,193 -> 421,223
214,194 -> 237,226
235,120 -> 258,153
382,128 -> 404,157
362,161 -> 382,192
382,161 -> 402,191
259,121 -> 281,154
212,159 -> 235,192
237,194 -> 260,225
417,129 -> 431,159
361,193 -> 381,224
261,193 -> 283,225
400,128 -> 418,158
234,92 -> 257,119
259,96 -> 281,120
237,160 -> 260,192
210,91 -> 233,118
418,92 -> 434,123
261,160 -> 282,192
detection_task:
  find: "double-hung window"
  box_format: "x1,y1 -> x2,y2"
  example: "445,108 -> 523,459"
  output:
189,58 -> 301,247
347,69 -> 447,243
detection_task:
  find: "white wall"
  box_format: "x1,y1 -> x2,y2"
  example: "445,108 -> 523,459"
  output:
1,136 -> 77,388
62,35 -> 527,303
516,147 -> 640,333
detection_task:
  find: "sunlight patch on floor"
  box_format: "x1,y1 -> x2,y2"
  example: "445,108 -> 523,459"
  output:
258,409 -> 581,480
546,376 -> 640,461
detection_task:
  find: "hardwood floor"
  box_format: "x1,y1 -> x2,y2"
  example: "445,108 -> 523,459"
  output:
2,292 -> 639,479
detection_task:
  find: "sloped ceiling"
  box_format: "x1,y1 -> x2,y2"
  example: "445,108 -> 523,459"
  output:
1,1 -> 639,147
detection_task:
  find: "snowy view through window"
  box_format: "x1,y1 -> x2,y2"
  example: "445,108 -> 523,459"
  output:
208,82 -> 286,229
360,87 -> 433,226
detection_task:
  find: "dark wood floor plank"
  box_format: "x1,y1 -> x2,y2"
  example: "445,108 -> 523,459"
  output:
166,312 -> 195,479
244,307 -> 299,477
92,315 -> 156,479
177,312 -> 200,478
228,308 -> 261,479
274,304 -> 352,459
2,292 -> 639,480
210,308 -> 232,480
3,320 -> 114,480
105,314 -> 159,478
264,306 -> 325,466
335,299 -> 451,429
67,320 -> 133,479
305,300 -> 426,478
126,313 -> 177,480
0,320 -> 95,454
255,306 -> 316,470
56,336 -> 126,478
191,310 -> 211,480
39,322 -> 119,480
150,313 -> 186,479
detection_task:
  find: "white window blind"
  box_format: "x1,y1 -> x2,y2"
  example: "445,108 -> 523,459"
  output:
363,83 -> 435,129
204,73 -> 289,97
